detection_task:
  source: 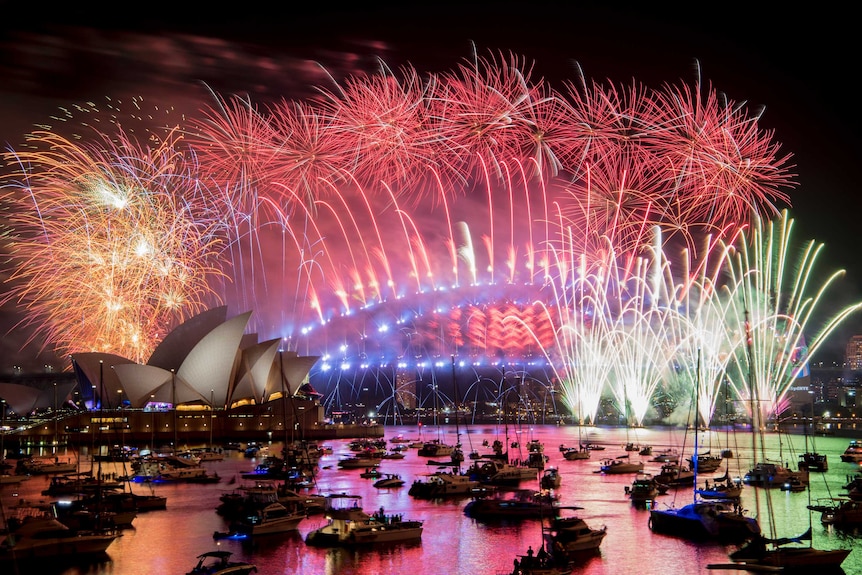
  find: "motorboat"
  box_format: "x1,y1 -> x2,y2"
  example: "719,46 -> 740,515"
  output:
596,455 -> 643,474
186,448 -> 226,463
219,502 -> 306,537
809,498 -> 862,528
373,473 -> 406,488
408,471 -> 489,499
780,476 -> 806,493
561,445 -> 590,461
218,480 -> 323,519
305,495 -> 423,546
417,439 -> 455,458
687,452 -> 723,474
0,515 -> 119,563
540,467 -> 561,490
186,550 -> 257,575
653,463 -> 695,488
463,489 -> 559,520
743,461 -> 809,489
526,440 -> 549,469
15,456 -> 77,475
359,466 -> 383,478
625,473 -> 666,507
651,448 -> 680,463
839,440 -> 862,463
337,453 -> 383,469
544,513 -> 607,557
466,458 -> 538,486
797,451 -> 828,472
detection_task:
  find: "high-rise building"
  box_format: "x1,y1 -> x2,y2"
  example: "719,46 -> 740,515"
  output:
845,335 -> 862,369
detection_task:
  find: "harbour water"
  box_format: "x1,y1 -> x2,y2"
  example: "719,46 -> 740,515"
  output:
2,424 -> 860,575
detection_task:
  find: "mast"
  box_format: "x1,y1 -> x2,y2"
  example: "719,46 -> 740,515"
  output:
171,369 -> 178,454
693,348 -> 700,504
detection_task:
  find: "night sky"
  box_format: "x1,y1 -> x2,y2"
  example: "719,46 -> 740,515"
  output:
1,3 -> 859,368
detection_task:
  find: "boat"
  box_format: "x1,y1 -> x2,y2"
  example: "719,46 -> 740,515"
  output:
687,451 -> 723,474
808,498 -> 862,528
417,438 -> 455,458
408,471 -> 490,499
638,445 -> 653,456
187,448 -> 226,463
625,473 -> 666,507
652,462 -> 695,487
797,451 -> 828,472
728,528 -> 852,572
187,550 -> 257,575
217,479 -> 326,520
373,473 -> 406,488
780,476 -> 807,493
466,458 -> 538,486
525,439 -> 549,469
651,448 -> 680,463
797,422 -> 827,472
358,466 -> 383,478
596,455 -> 643,474
582,443 -> 605,451
305,495 -> 423,546
743,461 -> 809,489
217,501 -> 306,537
42,471 -> 123,496
560,445 -> 590,461
839,439 -> 862,463
15,456 -> 77,475
649,499 -> 760,542
505,545 -> 572,575
544,512 -> 607,557
540,467 -> 561,490
0,472 -> 30,484
696,470 -> 743,500
0,515 -> 120,563
463,488 -> 559,521
843,474 -> 862,501
337,453 -> 383,469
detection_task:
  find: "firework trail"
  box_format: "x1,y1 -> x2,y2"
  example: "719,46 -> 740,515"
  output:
721,210 -> 862,422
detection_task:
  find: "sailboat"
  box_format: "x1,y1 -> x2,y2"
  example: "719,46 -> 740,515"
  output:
723,311 -> 852,572
797,420 -> 828,472
649,349 -> 760,543
417,373 -> 455,459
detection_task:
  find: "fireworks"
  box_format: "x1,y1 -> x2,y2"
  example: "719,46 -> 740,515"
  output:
4,49 -> 850,425
0,99 -> 226,363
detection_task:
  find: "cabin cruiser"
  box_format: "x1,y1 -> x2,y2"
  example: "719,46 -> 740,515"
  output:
305,495 -> 423,546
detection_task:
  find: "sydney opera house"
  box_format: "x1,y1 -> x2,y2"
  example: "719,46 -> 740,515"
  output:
0,307 -> 383,449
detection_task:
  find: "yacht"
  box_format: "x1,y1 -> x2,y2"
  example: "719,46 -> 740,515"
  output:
305,495 -> 423,546
0,515 -> 119,563
466,458 -> 537,486
408,471 -> 489,499
839,440 -> 862,463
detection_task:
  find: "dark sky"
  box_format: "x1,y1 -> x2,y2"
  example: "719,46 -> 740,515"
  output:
1,3 -> 860,366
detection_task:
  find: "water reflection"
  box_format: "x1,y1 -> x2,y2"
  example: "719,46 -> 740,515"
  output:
1,425 -> 858,575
